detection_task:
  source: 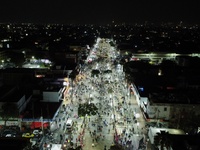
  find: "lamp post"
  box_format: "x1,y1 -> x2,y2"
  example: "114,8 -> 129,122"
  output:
156,109 -> 160,127
41,116 -> 44,136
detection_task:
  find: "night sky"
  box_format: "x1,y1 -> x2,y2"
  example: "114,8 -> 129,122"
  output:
0,0 -> 200,24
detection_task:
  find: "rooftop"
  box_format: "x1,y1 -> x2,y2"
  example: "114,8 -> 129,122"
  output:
148,89 -> 200,104
22,101 -> 61,119
170,134 -> 200,150
0,86 -> 25,103
149,127 -> 185,144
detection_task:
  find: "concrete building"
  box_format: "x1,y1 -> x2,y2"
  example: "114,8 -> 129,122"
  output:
130,81 -> 200,132
0,85 -> 31,126
42,86 -> 63,102
148,127 -> 185,144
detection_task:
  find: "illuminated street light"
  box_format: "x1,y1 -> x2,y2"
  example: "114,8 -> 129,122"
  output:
135,113 -> 140,118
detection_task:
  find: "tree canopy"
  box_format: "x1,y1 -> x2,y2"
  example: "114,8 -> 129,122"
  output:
154,131 -> 171,150
91,69 -> 100,77
69,70 -> 78,81
78,103 -> 98,117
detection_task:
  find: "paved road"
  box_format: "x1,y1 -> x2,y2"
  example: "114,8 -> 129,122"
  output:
45,38 -> 150,150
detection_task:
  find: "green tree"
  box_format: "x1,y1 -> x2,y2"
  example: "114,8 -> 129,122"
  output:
108,87 -> 113,93
0,102 -> 19,126
78,103 -> 98,117
91,69 -> 100,77
154,131 -> 171,150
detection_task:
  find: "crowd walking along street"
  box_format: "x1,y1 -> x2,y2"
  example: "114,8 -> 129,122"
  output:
45,38 -> 149,150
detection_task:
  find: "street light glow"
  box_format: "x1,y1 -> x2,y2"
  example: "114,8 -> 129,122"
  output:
135,113 -> 140,118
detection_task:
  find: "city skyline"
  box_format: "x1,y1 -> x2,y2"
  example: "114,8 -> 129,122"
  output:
0,0 -> 200,25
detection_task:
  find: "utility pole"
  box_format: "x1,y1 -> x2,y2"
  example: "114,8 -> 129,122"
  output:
41,109 -> 44,136
41,116 -> 44,136
156,109 -> 160,127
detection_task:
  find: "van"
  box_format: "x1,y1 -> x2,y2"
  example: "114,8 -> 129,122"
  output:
66,119 -> 73,130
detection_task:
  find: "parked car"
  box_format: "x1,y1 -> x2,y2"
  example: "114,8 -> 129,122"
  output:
33,129 -> 42,136
1,130 -> 17,137
30,137 -> 40,146
66,119 -> 74,130
5,133 -> 16,137
22,133 -> 34,138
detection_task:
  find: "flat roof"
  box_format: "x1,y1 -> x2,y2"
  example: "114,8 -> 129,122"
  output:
0,86 -> 24,102
43,86 -> 61,92
1,90 -> 24,102
149,127 -> 185,144
150,127 -> 185,135
0,85 -> 13,98
149,89 -> 200,104
22,101 -> 62,119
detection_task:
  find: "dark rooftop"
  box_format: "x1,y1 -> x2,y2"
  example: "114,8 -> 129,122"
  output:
149,89 -> 200,104
22,100 -> 62,119
0,138 -> 29,150
0,86 -> 25,102
170,134 -> 200,150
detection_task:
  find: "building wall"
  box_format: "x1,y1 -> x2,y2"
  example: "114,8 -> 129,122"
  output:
16,95 -> 25,113
0,70 -> 35,85
52,51 -> 79,64
17,95 -> 32,113
145,100 -> 200,123
140,97 -> 148,113
42,91 -> 59,102
0,95 -> 28,127
146,103 -> 171,120
0,97 -> 26,114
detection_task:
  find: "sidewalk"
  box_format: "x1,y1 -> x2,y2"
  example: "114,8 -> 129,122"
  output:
129,93 -> 151,150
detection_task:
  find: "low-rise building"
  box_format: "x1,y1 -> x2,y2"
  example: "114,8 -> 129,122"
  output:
148,127 -> 185,144
0,85 -> 31,127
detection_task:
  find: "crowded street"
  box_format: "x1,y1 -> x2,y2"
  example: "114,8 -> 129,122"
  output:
46,38 -> 148,150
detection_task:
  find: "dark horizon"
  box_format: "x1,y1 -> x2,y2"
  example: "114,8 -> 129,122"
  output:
0,0 -> 200,25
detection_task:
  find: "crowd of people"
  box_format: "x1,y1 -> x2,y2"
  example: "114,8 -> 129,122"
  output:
44,38 -> 147,150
